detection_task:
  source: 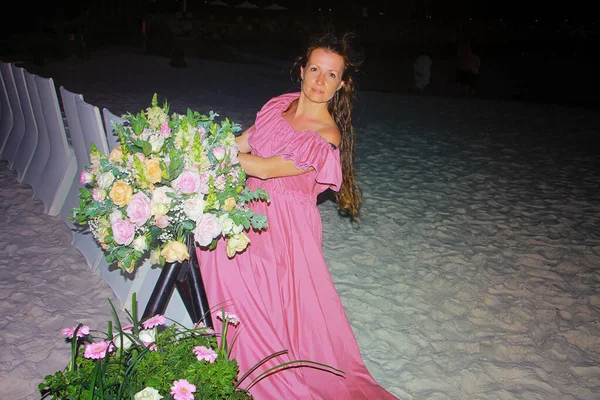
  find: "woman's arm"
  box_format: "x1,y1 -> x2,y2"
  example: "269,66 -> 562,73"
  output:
235,126 -> 253,154
238,153 -> 313,180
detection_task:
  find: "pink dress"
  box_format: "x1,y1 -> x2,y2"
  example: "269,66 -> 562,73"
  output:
196,92 -> 398,400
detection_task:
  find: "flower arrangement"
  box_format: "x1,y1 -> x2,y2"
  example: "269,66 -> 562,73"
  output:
71,94 -> 269,273
39,295 -> 343,399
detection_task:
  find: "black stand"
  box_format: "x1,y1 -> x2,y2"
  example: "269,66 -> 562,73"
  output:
142,237 -> 213,328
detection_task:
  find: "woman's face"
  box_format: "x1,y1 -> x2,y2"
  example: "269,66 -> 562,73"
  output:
300,48 -> 345,104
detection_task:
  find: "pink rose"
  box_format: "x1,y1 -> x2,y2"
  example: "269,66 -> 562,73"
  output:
172,170 -> 201,194
126,192 -> 152,226
111,218 -> 135,245
92,187 -> 106,202
80,170 -> 93,184
212,146 -> 226,161
192,213 -> 222,247
154,214 -> 169,229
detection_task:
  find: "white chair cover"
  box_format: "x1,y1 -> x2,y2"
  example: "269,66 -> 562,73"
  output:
58,86 -> 105,272
11,65 -> 38,184
0,62 -> 25,167
23,70 -> 50,197
102,107 -> 125,151
0,62 -> 14,154
34,75 -> 77,216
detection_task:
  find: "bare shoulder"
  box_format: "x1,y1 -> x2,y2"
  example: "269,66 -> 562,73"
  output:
317,124 -> 341,147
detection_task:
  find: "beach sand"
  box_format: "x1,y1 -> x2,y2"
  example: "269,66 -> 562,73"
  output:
1,45 -> 600,399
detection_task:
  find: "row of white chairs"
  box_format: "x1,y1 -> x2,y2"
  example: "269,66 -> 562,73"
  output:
0,60 -> 192,326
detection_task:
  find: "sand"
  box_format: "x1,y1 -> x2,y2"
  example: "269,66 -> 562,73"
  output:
1,45 -> 600,399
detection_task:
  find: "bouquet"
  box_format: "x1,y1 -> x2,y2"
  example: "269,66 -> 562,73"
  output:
39,295 -> 343,399
71,94 -> 269,273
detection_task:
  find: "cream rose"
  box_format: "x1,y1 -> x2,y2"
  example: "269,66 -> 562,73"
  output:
222,196 -> 237,212
108,146 -> 124,164
160,241 -> 189,263
97,171 -> 115,190
145,159 -> 162,183
109,181 -> 133,206
134,387 -> 163,400
226,232 -> 250,258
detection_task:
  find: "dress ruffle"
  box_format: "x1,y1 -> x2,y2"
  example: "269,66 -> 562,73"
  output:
248,92 -> 342,192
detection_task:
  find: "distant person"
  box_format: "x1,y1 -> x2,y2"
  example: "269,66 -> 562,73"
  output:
456,42 -> 480,95
414,53 -> 433,92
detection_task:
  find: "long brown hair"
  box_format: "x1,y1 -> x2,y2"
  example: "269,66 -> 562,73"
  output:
290,30 -> 363,221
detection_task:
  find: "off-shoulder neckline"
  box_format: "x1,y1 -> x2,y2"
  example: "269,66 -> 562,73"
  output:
276,92 -> 339,151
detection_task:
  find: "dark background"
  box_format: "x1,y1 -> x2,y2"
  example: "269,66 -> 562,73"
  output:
1,0 -> 598,108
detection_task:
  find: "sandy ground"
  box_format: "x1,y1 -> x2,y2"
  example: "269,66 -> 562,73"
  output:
1,45 -> 600,399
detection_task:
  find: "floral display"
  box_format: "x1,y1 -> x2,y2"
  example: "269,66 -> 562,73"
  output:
71,94 -> 269,273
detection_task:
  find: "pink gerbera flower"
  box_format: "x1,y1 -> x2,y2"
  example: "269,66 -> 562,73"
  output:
193,321 -> 215,335
193,345 -> 218,363
170,379 -> 196,400
216,311 -> 240,326
84,341 -> 114,359
142,314 -> 166,329
61,324 -> 90,339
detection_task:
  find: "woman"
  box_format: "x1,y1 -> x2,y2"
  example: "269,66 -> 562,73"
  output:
196,31 -> 397,399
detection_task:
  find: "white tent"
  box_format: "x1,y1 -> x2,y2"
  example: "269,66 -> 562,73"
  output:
264,2 -> 286,10
235,1 -> 258,8
208,0 -> 230,6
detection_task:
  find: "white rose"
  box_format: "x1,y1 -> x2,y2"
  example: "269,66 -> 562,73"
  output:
218,214 -> 234,235
134,387 -> 163,400
132,236 -> 147,252
183,195 -> 205,222
232,223 -> 244,235
97,171 -> 115,190
149,247 -> 162,265
113,331 -> 133,351
138,329 -> 156,344
148,135 -> 165,153
151,186 -> 174,205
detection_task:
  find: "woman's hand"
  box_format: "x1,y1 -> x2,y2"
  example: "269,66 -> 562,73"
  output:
235,126 -> 253,154
238,153 -> 312,180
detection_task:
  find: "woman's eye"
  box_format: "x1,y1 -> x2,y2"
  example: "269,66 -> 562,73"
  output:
310,67 -> 317,71
329,73 -> 337,79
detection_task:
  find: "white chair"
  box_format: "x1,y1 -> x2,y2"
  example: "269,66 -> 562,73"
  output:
0,62 -> 25,167
102,107 -> 125,151
11,65 -> 38,184
34,75 -> 77,216
23,70 -> 50,198
0,62 -> 14,154
58,86 -> 106,272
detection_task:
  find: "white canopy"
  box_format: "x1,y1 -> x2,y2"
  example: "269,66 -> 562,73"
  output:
208,0 -> 230,6
264,3 -> 286,10
235,1 -> 258,8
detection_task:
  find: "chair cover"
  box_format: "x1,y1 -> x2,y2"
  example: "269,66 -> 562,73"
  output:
0,62 -> 25,167
23,70 -> 50,197
102,107 -> 125,151
0,61 -> 14,154
11,65 -> 38,183
34,75 -> 77,216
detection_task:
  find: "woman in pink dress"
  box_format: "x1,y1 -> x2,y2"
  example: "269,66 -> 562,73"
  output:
196,31 -> 398,399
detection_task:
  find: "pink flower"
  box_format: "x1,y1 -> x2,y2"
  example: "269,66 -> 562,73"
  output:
192,213 -> 222,247
170,379 -> 196,400
79,170 -> 93,184
159,122 -> 171,137
126,192 -> 152,226
172,170 -> 201,194
193,321 -> 215,335
84,341 -> 113,359
121,323 -> 134,331
212,146 -> 226,161
213,174 -> 226,191
216,311 -> 241,326
61,324 -> 90,339
142,314 -> 166,329
111,218 -> 136,246
154,214 -> 169,229
91,187 -> 106,202
193,345 -> 218,363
